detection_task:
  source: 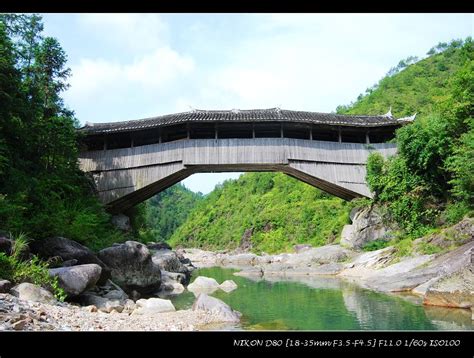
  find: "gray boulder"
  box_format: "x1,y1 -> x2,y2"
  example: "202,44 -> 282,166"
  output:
152,250 -> 191,278
285,245 -> 354,267
424,267 -> 474,308
10,283 -> 56,304
219,280 -> 238,292
187,276 -> 220,294
76,293 -> 124,313
30,237 -> 111,285
98,241 -> 161,294
132,297 -> 176,314
218,253 -> 259,267
192,293 -> 241,322
49,264 -> 102,296
340,207 -> 392,250
111,214 -> 131,232
0,280 -> 12,293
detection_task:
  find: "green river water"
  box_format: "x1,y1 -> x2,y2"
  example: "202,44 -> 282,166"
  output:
170,267 -> 473,331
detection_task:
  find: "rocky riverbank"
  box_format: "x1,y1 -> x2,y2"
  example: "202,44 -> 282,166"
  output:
0,237 -> 242,331
182,217 -> 474,317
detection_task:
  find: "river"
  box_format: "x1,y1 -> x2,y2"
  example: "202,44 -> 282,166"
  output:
170,267 -> 473,330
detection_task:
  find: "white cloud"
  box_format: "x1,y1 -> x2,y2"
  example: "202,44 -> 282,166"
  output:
65,47 -> 194,122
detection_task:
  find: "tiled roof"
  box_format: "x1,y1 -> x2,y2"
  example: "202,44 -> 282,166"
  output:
80,108 -> 403,134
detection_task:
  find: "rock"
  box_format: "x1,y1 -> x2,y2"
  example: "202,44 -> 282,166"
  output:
187,276 -> 220,294
83,305 -> 98,313
12,319 -> 30,330
103,288 -> 128,301
0,280 -> 12,293
111,214 -> 131,232
104,300 -> 124,313
340,207 -> 392,250
0,236 -> 13,255
49,264 -> 102,296
157,282 -> 185,296
10,283 -> 56,304
414,217 -> 474,252
132,297 -> 176,314
239,228 -> 253,252
147,242 -> 172,251
285,245 -> 354,267
76,293 -> 111,309
424,267 -> 474,308
98,241 -> 161,294
293,244 -> 312,253
30,237 -> 111,285
218,253 -> 260,267
152,250 -> 191,281
161,270 -> 187,285
123,299 -> 136,313
61,259 -> 79,267
192,293 -> 241,322
363,241 -> 474,293
219,280 -> 238,292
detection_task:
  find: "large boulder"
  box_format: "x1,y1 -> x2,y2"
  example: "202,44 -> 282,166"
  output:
340,207 -> 392,250
152,250 -> 191,277
48,264 -> 102,296
98,241 -> 161,294
192,293 -> 241,322
10,283 -> 56,304
30,237 -> 111,285
132,297 -> 176,314
424,267 -> 474,308
187,276 -> 220,294
285,245 -> 354,267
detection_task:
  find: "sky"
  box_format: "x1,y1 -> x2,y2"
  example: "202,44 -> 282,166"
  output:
41,13 -> 473,194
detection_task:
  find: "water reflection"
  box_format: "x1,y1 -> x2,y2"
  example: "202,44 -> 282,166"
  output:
170,267 -> 473,331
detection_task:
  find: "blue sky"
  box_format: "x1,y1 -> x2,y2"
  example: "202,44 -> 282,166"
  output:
41,13 -> 473,194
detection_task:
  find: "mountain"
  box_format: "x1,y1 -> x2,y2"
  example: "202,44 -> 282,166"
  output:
140,183 -> 203,242
168,172 -> 350,253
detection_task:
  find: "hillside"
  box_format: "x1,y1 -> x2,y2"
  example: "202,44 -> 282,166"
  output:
164,38 -> 472,253
168,173 -> 351,253
336,39 -> 469,117
139,183 -> 203,242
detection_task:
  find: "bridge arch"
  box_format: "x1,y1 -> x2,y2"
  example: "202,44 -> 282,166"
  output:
78,108 -> 411,214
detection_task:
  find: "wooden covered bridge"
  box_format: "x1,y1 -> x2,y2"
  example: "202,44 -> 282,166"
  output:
78,108 -> 414,214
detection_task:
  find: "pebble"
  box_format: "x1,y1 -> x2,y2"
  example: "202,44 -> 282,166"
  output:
0,293 -> 234,331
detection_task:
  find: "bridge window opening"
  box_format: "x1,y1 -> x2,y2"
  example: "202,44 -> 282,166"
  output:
254,123 -> 282,138
217,123 -> 253,139
311,128 -> 339,142
189,123 -> 216,139
369,131 -> 395,143
107,133 -> 132,149
83,136 -> 105,151
283,124 -> 310,140
340,131 -> 367,144
132,129 -> 160,147
161,124 -> 188,143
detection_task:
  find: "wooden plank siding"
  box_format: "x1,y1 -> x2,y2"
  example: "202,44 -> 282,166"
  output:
79,138 -> 397,213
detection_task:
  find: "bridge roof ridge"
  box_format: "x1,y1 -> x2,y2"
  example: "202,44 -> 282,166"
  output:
80,108 -> 404,134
